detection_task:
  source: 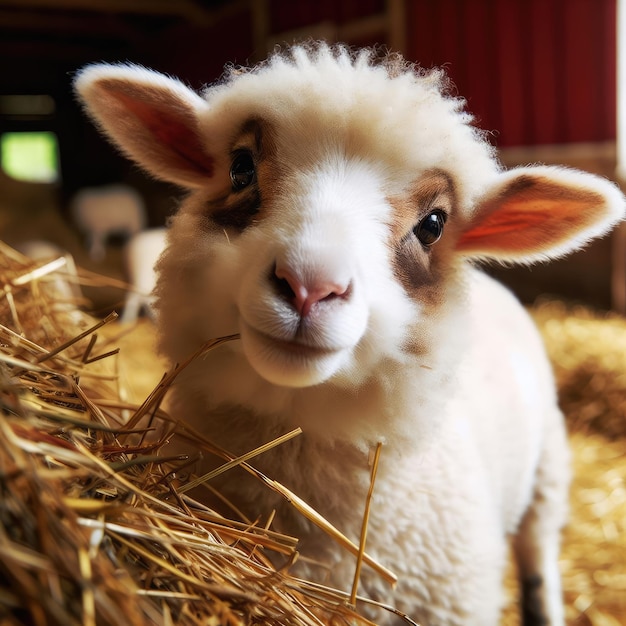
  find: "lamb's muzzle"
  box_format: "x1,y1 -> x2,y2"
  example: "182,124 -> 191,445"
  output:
273,262 -> 352,318
240,246 -> 364,387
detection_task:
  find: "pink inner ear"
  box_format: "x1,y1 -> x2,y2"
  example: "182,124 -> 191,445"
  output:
457,196 -> 602,254
113,90 -> 214,178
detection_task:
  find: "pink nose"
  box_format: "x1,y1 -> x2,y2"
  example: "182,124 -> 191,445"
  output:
275,266 -> 350,317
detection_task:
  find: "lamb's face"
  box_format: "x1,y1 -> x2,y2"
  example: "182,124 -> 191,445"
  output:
172,116 -> 460,389
75,45 -> 625,396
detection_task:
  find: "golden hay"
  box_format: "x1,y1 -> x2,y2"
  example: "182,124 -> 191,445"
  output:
1,240 -> 625,625
532,302 -> 626,626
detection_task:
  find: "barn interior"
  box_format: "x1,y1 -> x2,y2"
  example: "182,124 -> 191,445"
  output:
0,1 -> 624,625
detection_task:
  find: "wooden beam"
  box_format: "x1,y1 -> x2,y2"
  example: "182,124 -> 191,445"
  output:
250,0 -> 269,61
0,10 -> 139,39
387,0 -> 406,54
0,0 -> 214,23
337,14 -> 387,43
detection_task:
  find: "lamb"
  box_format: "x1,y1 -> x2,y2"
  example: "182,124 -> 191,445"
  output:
120,227 -> 167,323
74,44 -> 625,626
71,183 -> 146,261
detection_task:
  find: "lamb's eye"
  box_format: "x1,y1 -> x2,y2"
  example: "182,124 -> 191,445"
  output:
230,151 -> 256,191
413,209 -> 447,247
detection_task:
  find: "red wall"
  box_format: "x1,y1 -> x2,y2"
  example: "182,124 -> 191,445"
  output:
406,0 -> 617,147
105,0 -> 620,150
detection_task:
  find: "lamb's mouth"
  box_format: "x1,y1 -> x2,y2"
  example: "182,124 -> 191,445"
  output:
240,320 -> 350,387
242,323 -> 339,359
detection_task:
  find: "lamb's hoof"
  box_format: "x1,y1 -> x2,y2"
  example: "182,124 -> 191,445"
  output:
521,575 -> 548,626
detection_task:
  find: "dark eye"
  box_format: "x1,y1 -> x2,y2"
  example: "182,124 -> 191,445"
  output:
230,151 -> 256,191
413,210 -> 447,247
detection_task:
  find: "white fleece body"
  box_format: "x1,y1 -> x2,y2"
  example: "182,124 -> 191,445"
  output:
159,264 -> 567,626
74,44 -> 624,626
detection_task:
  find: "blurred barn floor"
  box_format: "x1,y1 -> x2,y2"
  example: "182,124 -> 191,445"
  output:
102,300 -> 626,626
531,303 -> 626,626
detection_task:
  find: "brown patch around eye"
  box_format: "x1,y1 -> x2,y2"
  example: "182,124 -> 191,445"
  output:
238,118 -> 276,162
388,171 -> 455,243
206,118 -> 277,232
388,170 -> 456,297
211,189 -> 262,230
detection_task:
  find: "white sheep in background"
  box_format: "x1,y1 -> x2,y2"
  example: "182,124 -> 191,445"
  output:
75,44 -> 625,626
120,227 -> 167,323
71,183 -> 146,261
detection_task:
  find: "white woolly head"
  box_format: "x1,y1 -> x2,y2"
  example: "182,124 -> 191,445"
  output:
74,42 -> 625,437
199,44 -> 501,216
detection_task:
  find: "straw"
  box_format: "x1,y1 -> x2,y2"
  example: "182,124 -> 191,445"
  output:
0,242 -> 390,625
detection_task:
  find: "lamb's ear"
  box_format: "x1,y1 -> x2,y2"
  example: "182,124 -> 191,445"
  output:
74,64 -> 214,188
456,166 -> 625,263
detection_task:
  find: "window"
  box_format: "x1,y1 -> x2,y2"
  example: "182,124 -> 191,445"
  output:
0,94 -> 59,183
1,131 -> 60,183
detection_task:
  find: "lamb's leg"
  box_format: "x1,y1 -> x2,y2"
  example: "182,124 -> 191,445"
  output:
515,508 -> 564,626
514,415 -> 570,626
121,290 -> 142,323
